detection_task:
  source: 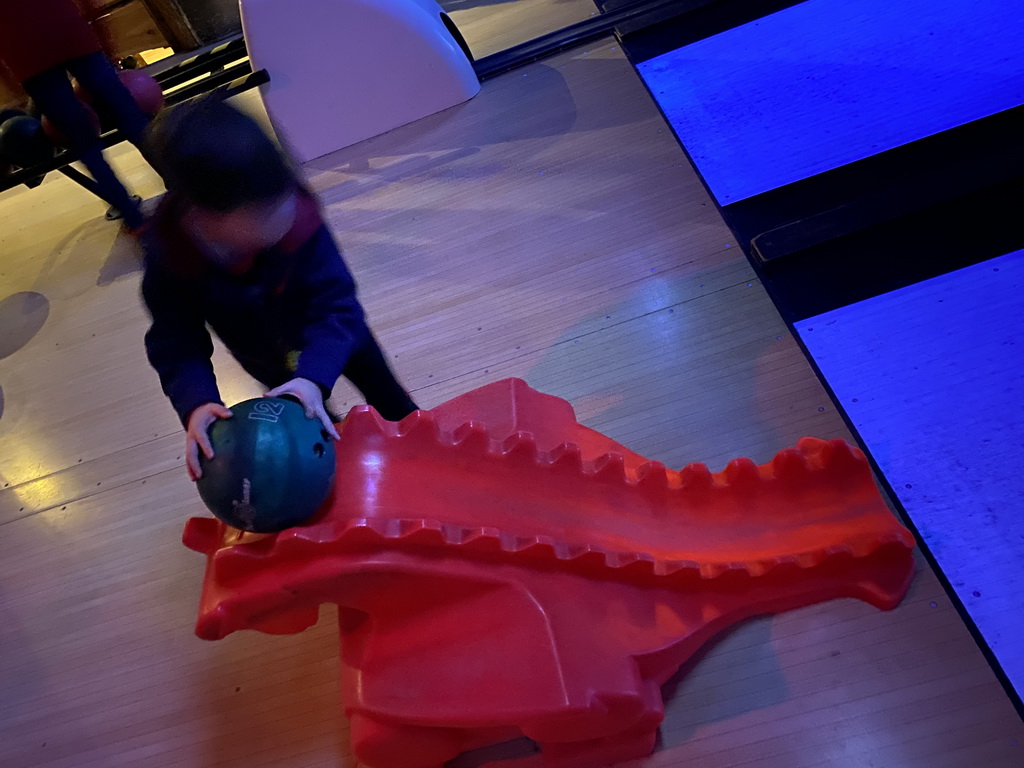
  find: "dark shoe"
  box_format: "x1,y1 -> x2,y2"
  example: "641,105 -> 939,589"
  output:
105,195 -> 143,222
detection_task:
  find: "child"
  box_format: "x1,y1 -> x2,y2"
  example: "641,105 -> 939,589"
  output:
0,0 -> 153,228
141,96 -> 419,481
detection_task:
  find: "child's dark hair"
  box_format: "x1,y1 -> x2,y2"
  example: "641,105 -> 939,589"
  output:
147,96 -> 296,212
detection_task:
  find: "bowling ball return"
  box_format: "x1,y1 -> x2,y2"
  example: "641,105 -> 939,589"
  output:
0,37 -> 268,199
183,378 -> 916,768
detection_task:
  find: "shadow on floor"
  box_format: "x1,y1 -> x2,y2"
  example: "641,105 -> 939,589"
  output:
0,291 -> 49,361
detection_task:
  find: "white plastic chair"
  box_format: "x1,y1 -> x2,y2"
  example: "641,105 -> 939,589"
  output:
240,0 -> 480,162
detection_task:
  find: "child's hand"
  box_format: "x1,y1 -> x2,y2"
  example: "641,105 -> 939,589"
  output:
265,378 -> 341,440
185,403 -> 234,481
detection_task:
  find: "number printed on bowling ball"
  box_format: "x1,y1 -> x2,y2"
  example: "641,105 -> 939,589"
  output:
196,398 -> 336,532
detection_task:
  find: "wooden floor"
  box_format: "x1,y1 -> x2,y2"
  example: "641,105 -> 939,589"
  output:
441,0 -> 599,58
1,32 -> 1022,768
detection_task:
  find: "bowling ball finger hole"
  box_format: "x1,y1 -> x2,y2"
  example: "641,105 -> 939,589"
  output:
321,429 -> 332,442
313,443 -> 325,458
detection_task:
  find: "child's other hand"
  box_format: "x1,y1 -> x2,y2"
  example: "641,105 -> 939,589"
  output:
265,378 -> 341,440
185,403 -> 234,481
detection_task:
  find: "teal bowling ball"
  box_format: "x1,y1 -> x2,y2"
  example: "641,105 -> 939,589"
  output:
196,397 -> 336,533
0,115 -> 55,169
0,108 -> 28,127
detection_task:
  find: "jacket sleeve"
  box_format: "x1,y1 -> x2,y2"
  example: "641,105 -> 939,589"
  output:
291,227 -> 368,396
141,262 -> 223,427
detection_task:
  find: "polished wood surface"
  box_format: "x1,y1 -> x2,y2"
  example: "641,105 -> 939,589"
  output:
441,0 -> 599,59
1,36 -> 1021,768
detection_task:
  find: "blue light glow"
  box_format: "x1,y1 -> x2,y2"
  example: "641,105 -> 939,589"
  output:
638,0 -> 1024,203
796,250 -> 1024,702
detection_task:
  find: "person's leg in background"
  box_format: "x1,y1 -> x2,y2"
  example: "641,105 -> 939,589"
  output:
342,329 -> 420,422
66,51 -> 151,150
22,62 -> 145,229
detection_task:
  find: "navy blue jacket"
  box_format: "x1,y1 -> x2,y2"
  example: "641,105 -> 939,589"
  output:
141,191 -> 368,426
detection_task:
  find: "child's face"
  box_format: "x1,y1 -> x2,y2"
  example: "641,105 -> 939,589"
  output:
189,192 -> 298,265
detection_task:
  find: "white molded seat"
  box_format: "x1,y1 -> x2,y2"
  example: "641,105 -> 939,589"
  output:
240,0 -> 480,162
